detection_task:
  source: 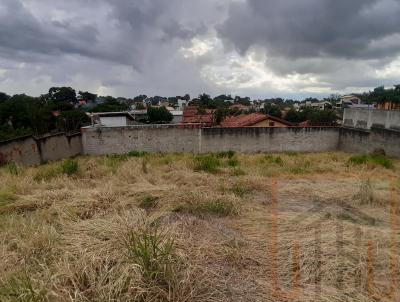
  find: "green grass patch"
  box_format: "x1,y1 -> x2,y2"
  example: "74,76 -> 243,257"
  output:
263,155 -> 283,165
0,272 -> 46,302
125,225 -> 175,282
127,151 -> 147,157
60,159 -> 79,176
226,157 -> 239,168
193,155 -> 221,173
224,184 -> 252,198
216,151 -> 235,159
0,193 -> 17,206
348,154 -> 394,169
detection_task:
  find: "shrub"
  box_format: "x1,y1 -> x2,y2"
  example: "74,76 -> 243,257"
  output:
60,159 -> 79,176
193,155 -> 220,173
227,158 -> 239,168
348,154 -> 393,169
125,225 -> 175,283
216,151 -> 235,159
128,151 -> 147,157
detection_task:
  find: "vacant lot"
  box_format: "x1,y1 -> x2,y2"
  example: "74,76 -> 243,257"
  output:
0,152 -> 399,302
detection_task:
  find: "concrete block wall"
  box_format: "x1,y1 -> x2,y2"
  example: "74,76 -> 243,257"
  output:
0,133 -> 82,166
81,126 -> 340,155
200,127 -> 339,153
343,108 -> 400,130
0,136 -> 41,166
339,127 -> 400,157
81,125 -> 200,155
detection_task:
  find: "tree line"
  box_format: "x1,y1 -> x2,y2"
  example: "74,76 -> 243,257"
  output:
1,85 -> 399,141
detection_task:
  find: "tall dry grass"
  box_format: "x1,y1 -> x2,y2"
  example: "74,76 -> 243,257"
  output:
0,152 -> 398,301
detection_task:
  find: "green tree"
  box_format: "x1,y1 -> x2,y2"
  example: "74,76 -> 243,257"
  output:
0,92 -> 10,102
147,107 -> 173,123
58,110 -> 90,133
264,103 -> 282,118
92,97 -> 129,112
46,87 -> 77,104
78,91 -> 97,102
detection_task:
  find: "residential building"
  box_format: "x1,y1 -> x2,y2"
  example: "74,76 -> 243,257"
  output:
220,113 -> 293,128
377,101 -> 400,110
92,112 -> 136,127
336,95 -> 362,109
181,106 -> 215,126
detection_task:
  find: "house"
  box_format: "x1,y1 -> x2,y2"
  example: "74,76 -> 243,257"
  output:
310,101 -> 332,110
131,109 -> 148,122
377,101 -> 400,110
176,99 -> 189,110
92,112 -> 136,127
169,110 -> 184,123
181,106 -> 215,126
336,95 -> 362,109
220,113 -> 293,128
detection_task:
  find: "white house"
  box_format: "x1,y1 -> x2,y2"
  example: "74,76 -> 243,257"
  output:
336,95 -> 362,109
92,112 -> 135,127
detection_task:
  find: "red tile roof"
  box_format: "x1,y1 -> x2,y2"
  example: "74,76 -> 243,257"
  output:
182,106 -> 214,125
220,113 -> 293,128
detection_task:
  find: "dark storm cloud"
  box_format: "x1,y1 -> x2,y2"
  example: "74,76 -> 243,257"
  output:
1,0 -> 400,98
218,0 -> 400,60
0,0 -> 98,61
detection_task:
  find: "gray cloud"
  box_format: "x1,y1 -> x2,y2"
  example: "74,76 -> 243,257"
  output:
0,0 -> 400,99
218,0 -> 400,60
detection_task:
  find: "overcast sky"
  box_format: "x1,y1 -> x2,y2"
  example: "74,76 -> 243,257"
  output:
1,0 -> 400,99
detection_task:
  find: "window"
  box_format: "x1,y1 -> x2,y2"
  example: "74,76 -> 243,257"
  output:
269,122 -> 275,127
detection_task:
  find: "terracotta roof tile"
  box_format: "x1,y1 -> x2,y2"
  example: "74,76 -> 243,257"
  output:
220,113 -> 293,127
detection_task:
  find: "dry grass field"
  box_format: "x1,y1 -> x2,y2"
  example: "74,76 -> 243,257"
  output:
0,152 -> 399,302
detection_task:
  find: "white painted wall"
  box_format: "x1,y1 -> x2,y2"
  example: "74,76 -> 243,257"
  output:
99,116 -> 128,127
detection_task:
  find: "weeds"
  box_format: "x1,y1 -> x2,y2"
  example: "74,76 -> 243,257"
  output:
193,155 -> 220,173
60,159 -> 79,176
348,154 -> 394,169
128,151 -> 147,157
216,151 -> 235,159
33,166 -> 59,182
0,272 -> 45,302
263,155 -> 283,165
0,192 -> 17,205
227,157 -> 239,168
125,225 -> 175,283
3,162 -> 21,176
226,184 -> 252,198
